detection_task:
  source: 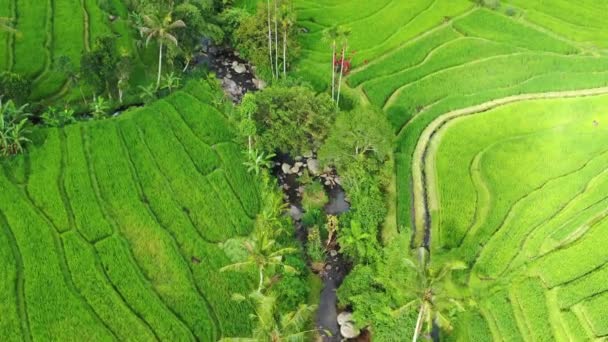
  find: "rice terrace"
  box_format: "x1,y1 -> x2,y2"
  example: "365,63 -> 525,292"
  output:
1,0 -> 607,341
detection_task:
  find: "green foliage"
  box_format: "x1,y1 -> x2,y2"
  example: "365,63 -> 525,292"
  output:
0,72 -> 31,103
0,98 -> 31,156
319,107 -> 393,174
80,36 -> 120,95
251,85 -> 336,155
41,107 -> 76,127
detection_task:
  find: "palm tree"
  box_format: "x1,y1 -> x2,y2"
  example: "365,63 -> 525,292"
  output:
91,96 -> 109,119
139,12 -> 186,88
244,149 -> 275,176
280,4 -> 295,77
221,227 -> 297,293
138,83 -> 158,104
322,26 -> 339,101
393,247 -> 467,341
274,0 -> 280,78
0,99 -> 31,156
266,0 -> 275,78
220,291 -> 318,342
335,26 -> 351,108
161,72 -> 181,93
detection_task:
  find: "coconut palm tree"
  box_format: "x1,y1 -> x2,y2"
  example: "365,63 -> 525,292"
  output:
322,26 -> 339,101
161,72 -> 181,93
335,26 -> 351,108
138,12 -> 186,88
280,4 -> 295,77
266,0 -> 275,78
393,247 -> 467,341
220,291 -> 318,342
221,227 -> 297,293
0,99 -> 31,156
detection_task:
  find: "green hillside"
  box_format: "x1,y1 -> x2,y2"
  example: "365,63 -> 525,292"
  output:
0,81 -> 259,340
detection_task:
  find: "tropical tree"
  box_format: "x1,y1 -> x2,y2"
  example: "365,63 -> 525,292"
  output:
220,291 -> 318,342
138,12 -> 186,88
335,26 -> 351,107
139,83 -> 158,104
221,227 -> 297,292
393,247 -> 467,341
0,99 -> 31,156
91,96 -> 109,119
273,0 -> 279,77
160,72 -> 181,93
56,56 -> 87,104
244,149 -> 275,176
279,2 -> 295,76
266,0 -> 275,78
322,26 -> 339,101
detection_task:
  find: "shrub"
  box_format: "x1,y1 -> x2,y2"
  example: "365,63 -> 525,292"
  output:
0,72 -> 32,103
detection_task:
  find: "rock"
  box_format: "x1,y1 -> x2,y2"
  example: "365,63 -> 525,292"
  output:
221,77 -> 239,99
233,62 -> 247,74
109,15 -> 117,21
291,165 -> 300,174
330,250 -> 338,257
323,166 -> 332,173
334,176 -> 341,185
295,156 -> 303,161
325,180 -> 331,186
307,159 -> 321,175
341,322 -> 360,339
281,163 -> 292,174
337,312 -> 354,326
325,264 -> 332,271
297,186 -> 305,194
253,78 -> 266,90
289,205 -> 303,221
226,73 -> 232,79
294,161 -> 304,168
303,150 -> 314,158
282,184 -> 290,191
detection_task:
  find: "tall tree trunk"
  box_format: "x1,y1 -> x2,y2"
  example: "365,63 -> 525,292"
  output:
336,42 -> 347,108
283,27 -> 287,76
156,41 -> 163,88
267,0 -> 274,78
331,41 -> 336,101
274,0 -> 279,77
413,304 -> 425,342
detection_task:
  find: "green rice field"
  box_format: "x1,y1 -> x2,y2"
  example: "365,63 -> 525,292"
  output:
0,81 -> 259,341
294,0 -> 608,339
0,0 -> 150,103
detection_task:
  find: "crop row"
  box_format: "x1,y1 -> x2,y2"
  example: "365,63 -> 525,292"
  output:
504,0 -> 608,48
0,174 -> 114,340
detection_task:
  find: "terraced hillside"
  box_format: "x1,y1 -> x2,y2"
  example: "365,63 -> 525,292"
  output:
0,0 -> 148,102
423,95 -> 608,341
294,0 -> 608,232
0,81 -> 259,341
294,0 -> 608,339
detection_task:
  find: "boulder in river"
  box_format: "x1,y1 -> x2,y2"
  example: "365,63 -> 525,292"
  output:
232,62 -> 247,74
281,163 -> 292,174
253,78 -> 266,90
337,312 -> 353,326
341,322 -> 361,339
307,159 -> 321,175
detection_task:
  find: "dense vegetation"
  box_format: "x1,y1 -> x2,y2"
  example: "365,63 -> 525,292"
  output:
2,0 -> 608,340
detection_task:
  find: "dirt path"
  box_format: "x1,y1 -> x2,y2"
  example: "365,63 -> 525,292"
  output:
410,86 -> 608,247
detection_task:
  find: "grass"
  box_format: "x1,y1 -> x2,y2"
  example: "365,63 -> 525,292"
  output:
425,95 -> 608,340
0,81 -> 258,339
0,0 -> 153,105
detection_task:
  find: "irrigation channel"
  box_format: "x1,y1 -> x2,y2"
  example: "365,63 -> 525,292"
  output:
206,47 -> 357,341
